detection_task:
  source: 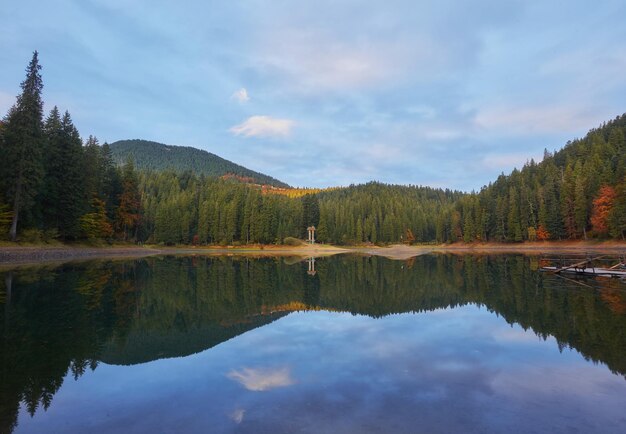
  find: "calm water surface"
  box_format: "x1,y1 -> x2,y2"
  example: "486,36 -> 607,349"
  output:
1,254 -> 625,433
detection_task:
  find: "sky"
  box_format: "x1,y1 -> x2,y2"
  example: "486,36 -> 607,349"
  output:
1,0 -> 625,191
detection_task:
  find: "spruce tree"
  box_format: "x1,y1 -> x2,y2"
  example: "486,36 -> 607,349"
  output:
40,107 -> 63,231
0,52 -> 44,240
301,194 -> 320,235
55,111 -> 85,239
100,142 -> 122,221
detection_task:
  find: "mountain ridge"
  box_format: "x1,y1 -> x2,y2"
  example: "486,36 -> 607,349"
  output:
109,139 -> 290,188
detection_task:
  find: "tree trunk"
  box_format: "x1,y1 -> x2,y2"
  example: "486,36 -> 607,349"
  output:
9,185 -> 21,242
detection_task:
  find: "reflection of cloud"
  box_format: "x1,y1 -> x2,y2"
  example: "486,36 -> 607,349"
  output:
230,408 -> 245,424
227,367 -> 295,391
230,116 -> 294,138
231,88 -> 250,103
492,327 -> 541,343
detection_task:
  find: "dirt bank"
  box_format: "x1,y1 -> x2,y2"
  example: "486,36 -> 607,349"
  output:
0,246 -> 161,266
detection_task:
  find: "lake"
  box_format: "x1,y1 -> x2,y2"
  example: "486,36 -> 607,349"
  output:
1,254 -> 625,433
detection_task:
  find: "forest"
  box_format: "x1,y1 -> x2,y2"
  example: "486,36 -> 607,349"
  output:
1,52 -> 625,245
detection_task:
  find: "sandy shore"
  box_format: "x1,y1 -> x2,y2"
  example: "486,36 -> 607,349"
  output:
0,246 -> 161,266
0,241 -> 624,266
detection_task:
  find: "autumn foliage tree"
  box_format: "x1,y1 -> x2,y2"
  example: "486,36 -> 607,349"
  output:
116,159 -> 142,241
80,198 -> 113,239
590,185 -> 616,236
535,225 -> 550,241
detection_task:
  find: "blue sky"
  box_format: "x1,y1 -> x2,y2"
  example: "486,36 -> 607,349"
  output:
1,0 -> 625,190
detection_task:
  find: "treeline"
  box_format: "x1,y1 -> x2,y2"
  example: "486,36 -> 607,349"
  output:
139,171 -> 304,244
137,174 -> 458,245
316,183 -> 463,244
444,116 -> 626,242
1,52 -> 625,244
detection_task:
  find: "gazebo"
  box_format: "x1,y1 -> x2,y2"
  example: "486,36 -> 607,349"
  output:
306,226 -> 316,244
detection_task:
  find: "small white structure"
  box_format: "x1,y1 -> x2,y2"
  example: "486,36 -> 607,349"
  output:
306,226 -> 316,244
307,257 -> 316,276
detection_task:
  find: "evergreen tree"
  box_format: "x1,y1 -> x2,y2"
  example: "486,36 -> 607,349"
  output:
44,110 -> 85,239
609,177 -> 626,240
573,163 -> 588,239
100,142 -> 122,221
301,194 -> 320,235
39,107 -> 63,231
0,52 -> 44,240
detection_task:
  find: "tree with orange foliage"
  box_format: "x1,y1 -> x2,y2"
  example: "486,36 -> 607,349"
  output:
535,225 -> 550,241
590,185 -> 616,236
405,228 -> 415,244
116,159 -> 142,241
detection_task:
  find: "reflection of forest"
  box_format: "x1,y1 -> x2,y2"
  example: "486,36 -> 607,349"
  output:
1,254 -> 625,433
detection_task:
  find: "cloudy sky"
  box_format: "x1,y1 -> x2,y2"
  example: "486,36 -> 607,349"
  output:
1,0 -> 625,190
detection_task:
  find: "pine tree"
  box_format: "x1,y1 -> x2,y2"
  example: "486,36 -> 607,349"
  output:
573,163 -> 588,239
301,194 -> 320,235
507,187 -> 522,241
608,177 -> 626,240
355,218 -> 363,243
100,142 -> 122,221
44,110 -> 85,239
83,135 -> 102,200
0,52 -> 44,240
40,107 -> 63,230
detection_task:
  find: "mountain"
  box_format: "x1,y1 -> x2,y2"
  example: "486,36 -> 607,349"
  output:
109,139 -> 290,188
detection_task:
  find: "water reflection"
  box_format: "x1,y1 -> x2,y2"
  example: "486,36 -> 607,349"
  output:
0,254 -> 625,433
227,367 -> 295,391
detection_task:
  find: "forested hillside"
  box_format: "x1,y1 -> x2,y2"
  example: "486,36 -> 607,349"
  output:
1,52 -> 624,245
137,174 -> 459,244
110,139 -> 289,188
445,115 -> 626,242
316,183 -> 463,244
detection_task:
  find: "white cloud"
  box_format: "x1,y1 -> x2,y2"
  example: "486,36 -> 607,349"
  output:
481,153 -> 539,170
230,408 -> 245,424
231,87 -> 249,103
230,115 -> 294,138
474,105 -> 604,135
227,366 -> 295,391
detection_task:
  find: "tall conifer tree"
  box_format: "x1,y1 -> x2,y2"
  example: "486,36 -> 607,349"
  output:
0,52 -> 44,240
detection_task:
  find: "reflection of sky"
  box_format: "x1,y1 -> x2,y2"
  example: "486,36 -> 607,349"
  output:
227,367 -> 295,391
16,306 -> 626,433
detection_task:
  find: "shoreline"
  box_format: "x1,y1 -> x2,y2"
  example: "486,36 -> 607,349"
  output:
0,241 -> 624,266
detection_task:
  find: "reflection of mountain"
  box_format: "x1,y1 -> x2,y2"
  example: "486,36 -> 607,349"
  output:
1,254 -> 625,433
100,313 -> 287,365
